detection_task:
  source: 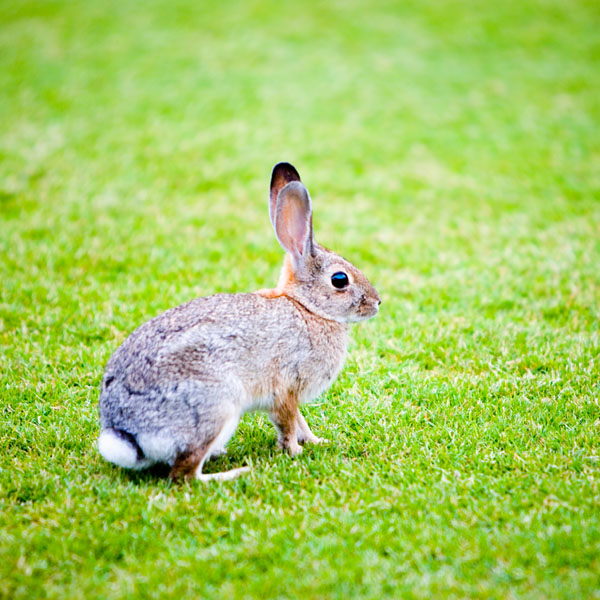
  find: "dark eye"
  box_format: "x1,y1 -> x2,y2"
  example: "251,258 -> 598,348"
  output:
331,271 -> 349,289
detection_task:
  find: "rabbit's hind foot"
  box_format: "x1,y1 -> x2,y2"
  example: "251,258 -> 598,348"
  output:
196,466 -> 250,482
169,411 -> 246,482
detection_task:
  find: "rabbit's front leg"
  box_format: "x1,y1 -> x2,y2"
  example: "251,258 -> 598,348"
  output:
270,396 -> 302,457
296,410 -> 327,445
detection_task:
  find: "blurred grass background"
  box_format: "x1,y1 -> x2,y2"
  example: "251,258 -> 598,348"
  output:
1,0 -> 599,598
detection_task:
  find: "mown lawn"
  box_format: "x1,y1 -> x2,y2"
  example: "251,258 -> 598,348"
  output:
1,0 -> 599,598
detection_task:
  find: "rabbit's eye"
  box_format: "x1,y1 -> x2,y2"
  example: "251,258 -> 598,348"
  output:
331,272 -> 349,289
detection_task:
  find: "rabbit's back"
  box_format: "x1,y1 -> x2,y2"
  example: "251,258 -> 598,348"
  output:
103,293 -> 299,384
99,293 -> 348,433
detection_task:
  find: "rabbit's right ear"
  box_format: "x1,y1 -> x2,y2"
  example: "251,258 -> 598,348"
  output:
273,181 -> 314,269
270,162 -> 301,226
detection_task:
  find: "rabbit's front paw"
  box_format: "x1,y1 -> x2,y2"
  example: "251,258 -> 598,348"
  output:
279,438 -> 303,457
287,441 -> 303,457
298,431 -> 329,446
311,436 -> 329,445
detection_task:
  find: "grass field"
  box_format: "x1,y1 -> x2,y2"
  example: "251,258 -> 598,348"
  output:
1,0 -> 599,598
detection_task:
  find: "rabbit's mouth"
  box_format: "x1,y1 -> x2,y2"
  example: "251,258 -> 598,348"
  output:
349,297 -> 380,322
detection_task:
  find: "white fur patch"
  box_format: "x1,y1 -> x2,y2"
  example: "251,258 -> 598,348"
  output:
136,433 -> 178,466
98,430 -> 140,469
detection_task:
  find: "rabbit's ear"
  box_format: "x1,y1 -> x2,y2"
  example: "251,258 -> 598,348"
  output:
270,162 -> 301,226
273,181 -> 314,266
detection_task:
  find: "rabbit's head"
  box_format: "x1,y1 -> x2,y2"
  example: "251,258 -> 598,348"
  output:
269,163 -> 381,324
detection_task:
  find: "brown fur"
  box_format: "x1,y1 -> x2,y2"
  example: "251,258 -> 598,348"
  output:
272,389 -> 302,456
255,255 -> 295,299
169,442 -> 212,480
98,162 -> 380,480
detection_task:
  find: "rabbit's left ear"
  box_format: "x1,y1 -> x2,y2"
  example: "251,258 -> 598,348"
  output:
273,181 -> 314,267
270,162 -> 301,226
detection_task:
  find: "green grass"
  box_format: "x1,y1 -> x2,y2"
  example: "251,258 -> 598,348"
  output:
1,0 -> 599,597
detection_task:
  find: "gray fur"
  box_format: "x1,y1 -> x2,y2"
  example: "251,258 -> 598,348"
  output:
98,162 -> 380,479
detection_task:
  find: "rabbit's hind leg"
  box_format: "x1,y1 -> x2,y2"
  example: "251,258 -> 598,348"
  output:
207,414 -> 236,459
195,411 -> 250,481
168,443 -> 210,480
168,410 -> 248,482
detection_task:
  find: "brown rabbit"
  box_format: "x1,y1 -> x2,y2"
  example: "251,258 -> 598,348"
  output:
98,163 -> 381,481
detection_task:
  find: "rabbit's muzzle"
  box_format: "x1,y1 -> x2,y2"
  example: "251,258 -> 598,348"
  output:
354,294 -> 381,321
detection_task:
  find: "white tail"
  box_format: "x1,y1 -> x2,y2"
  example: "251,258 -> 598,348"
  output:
98,429 -> 148,470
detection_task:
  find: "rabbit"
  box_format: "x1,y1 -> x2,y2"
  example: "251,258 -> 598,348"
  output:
97,162 -> 381,481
